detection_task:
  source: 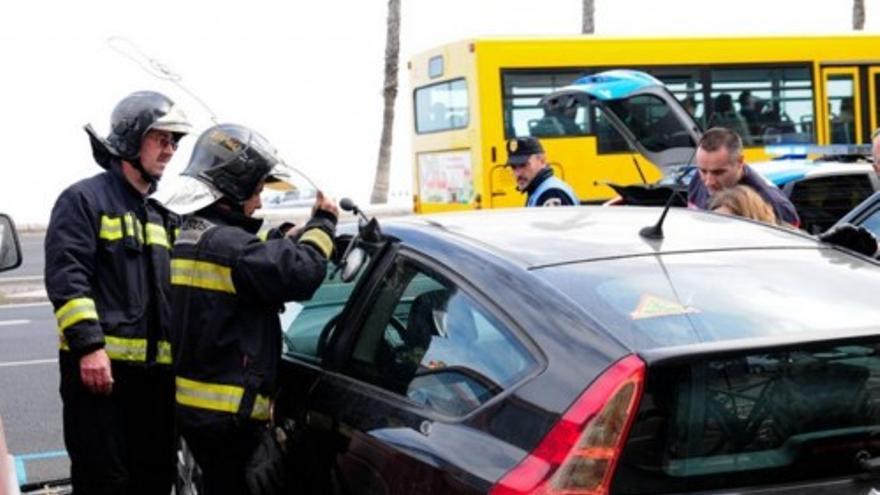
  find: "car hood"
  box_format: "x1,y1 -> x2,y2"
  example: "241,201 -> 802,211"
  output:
539,69 -> 702,174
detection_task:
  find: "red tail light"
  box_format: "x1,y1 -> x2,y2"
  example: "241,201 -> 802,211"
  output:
490,355 -> 645,495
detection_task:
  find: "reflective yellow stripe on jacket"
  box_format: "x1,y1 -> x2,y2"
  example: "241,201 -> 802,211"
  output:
145,223 -> 170,248
175,377 -> 270,420
170,259 -> 236,294
55,297 -> 98,332
59,333 -> 173,364
99,214 -> 169,248
299,228 -> 334,259
99,216 -> 123,241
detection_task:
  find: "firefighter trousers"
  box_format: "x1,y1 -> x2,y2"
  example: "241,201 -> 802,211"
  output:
60,355 -> 176,494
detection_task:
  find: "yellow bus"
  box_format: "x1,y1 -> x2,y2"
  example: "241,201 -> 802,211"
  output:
408,34 -> 880,213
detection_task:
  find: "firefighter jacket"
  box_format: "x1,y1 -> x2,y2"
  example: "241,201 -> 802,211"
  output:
170,205 -> 335,423
44,163 -> 178,365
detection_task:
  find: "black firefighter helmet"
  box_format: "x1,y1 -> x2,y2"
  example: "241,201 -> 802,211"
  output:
84,90 -> 192,173
183,124 -> 282,203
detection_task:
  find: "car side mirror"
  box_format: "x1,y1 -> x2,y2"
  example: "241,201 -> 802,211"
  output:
340,247 -> 366,283
0,214 -> 23,273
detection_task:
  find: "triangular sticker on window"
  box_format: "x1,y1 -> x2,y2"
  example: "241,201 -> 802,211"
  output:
630,294 -> 700,320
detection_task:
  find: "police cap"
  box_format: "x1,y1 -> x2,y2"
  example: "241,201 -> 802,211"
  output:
506,137 -> 544,166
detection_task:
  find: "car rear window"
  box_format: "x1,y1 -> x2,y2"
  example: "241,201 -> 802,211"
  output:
537,249 -> 880,350
613,340 -> 880,493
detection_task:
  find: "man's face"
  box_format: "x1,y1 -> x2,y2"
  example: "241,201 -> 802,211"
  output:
139,130 -> 178,179
696,146 -> 744,194
243,181 -> 265,217
511,154 -> 545,191
872,135 -> 880,175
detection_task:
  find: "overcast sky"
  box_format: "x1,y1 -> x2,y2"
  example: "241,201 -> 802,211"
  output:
0,0 -> 877,224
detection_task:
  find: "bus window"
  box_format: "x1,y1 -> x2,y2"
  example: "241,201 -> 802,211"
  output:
415,79 -> 469,134
653,69 -> 705,127
502,71 -> 589,138
708,67 -> 814,146
827,75 -> 857,144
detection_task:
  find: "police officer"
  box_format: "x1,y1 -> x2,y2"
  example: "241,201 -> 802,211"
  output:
44,91 -> 191,494
161,124 -> 338,495
506,136 -> 578,206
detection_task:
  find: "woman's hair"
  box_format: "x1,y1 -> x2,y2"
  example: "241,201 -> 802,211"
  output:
708,185 -> 777,225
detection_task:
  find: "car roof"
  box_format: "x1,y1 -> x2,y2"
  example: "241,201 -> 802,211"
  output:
386,206 -> 819,268
749,159 -> 875,187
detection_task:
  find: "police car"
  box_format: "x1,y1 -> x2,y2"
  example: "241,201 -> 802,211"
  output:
539,71 -> 879,234
267,203 -> 880,495
749,145 -> 879,233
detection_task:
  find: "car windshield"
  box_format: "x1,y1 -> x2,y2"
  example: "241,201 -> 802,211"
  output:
536,248 -> 880,350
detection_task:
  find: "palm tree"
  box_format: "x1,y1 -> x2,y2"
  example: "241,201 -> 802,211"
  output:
853,0 -> 865,30
582,0 -> 595,34
370,0 -> 401,204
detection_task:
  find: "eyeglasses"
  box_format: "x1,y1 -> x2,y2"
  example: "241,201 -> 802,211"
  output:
147,131 -> 178,150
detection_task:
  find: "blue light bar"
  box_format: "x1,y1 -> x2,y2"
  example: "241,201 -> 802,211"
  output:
764,144 -> 872,157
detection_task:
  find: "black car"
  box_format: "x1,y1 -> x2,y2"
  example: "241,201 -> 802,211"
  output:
274,206 -> 880,494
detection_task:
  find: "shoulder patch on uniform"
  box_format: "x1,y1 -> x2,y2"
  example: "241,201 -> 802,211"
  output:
175,216 -> 216,246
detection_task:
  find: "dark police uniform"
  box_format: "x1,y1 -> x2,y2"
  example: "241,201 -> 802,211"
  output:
44,162 -> 178,494
688,164 -> 800,227
170,205 -> 335,495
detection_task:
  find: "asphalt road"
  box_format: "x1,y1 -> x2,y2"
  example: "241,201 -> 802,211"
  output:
0,231 -> 69,486
7,232 -> 44,278
0,302 -> 68,486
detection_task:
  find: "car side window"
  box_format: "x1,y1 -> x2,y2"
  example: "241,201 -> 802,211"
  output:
345,256 -> 537,416
856,206 -> 880,239
281,253 -> 367,361
788,174 -> 875,234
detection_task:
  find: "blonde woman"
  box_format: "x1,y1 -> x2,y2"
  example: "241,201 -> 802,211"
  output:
708,184 -> 778,225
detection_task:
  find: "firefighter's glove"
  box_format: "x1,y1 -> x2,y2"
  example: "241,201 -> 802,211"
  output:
818,223 -> 879,258
245,425 -> 287,495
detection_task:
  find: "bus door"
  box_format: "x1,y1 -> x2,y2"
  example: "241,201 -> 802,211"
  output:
869,66 -> 880,136
821,67 -> 863,144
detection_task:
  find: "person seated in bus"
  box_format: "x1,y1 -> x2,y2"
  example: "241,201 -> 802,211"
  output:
505,136 -> 578,207
708,184 -> 780,226
688,127 -> 800,227
737,91 -> 764,138
831,97 -> 855,144
530,99 -> 581,137
708,94 -> 753,146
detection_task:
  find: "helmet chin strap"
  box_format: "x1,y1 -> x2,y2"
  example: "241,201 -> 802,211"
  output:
130,157 -> 160,193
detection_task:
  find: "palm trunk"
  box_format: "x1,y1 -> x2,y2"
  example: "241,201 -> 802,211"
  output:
370,0 -> 401,205
582,0 -> 595,34
853,0 -> 865,30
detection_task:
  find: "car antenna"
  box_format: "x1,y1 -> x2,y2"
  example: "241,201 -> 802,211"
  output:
638,149 -> 697,240
105,36 -> 323,192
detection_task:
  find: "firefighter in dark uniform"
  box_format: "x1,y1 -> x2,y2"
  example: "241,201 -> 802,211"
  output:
506,137 -> 578,206
44,91 -> 191,494
160,123 -> 338,495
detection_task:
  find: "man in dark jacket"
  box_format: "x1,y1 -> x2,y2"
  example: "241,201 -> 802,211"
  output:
688,127 -> 800,227
44,91 -> 191,494
161,123 -> 338,494
506,137 -> 578,206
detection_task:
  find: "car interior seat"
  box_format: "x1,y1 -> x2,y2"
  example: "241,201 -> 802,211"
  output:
386,289 -> 450,391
